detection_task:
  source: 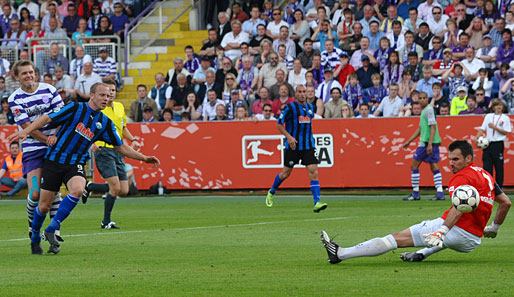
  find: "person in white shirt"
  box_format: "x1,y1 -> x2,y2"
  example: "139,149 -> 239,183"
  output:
266,8 -> 289,40
475,99 -> 512,187
373,83 -> 402,117
475,34 -> 497,69
356,102 -> 375,118
460,47 -> 485,80
426,6 -> 449,36
288,58 -> 307,89
202,89 -> 225,121
386,21 -> 405,51
221,20 -> 250,62
254,103 -> 276,121
472,68 -> 493,97
417,0 -> 442,22
315,68 -> 343,103
18,0 -> 39,19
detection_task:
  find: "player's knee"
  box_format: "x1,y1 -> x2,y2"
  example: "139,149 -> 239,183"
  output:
39,204 -> 51,213
31,189 -> 39,201
109,183 -> 121,196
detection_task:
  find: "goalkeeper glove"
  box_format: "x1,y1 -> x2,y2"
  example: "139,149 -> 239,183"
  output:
484,222 -> 500,238
423,225 -> 449,248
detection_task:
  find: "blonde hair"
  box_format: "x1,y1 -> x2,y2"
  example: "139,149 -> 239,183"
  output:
224,72 -> 238,93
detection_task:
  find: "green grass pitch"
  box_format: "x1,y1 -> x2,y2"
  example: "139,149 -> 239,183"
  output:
0,194 -> 512,296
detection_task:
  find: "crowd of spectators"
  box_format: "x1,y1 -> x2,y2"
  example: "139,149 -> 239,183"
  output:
130,0 -> 514,122
0,0 -> 149,126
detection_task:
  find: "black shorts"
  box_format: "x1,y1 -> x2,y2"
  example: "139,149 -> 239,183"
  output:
284,149 -> 319,168
41,160 -> 86,192
94,147 -> 128,180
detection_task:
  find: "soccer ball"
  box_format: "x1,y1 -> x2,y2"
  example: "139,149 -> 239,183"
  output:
476,136 -> 489,149
452,185 -> 480,213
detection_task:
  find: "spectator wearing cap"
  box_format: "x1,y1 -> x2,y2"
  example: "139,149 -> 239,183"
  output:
416,67 -> 440,98
356,54 -> 380,89
414,22 -> 435,51
45,43 -> 69,75
93,47 -> 117,83
496,29 -> 514,68
334,51 -> 355,87
269,69 -> 294,100
287,58 -> 307,90
365,20 -> 385,51
192,55 -> 216,92
422,36 -> 444,67
349,37 -> 375,69
426,6 -> 448,35
73,61 -> 102,102
432,48 -> 455,80
226,89 -> 249,120
476,34 -> 497,70
272,25 -> 296,58
221,20 -> 250,62
316,67 -> 343,103
297,38 -> 320,70
142,106 -> 156,123
450,85 -> 469,115
320,39 -> 343,70
110,2 -> 129,42
323,87 -> 346,119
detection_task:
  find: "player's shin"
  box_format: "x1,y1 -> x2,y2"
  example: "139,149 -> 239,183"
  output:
432,170 -> 444,196
31,207 -> 46,243
338,235 -> 398,260
45,194 -> 80,233
269,174 -> 283,195
27,194 -> 37,229
411,169 -> 420,196
103,193 -> 117,224
310,180 -> 320,204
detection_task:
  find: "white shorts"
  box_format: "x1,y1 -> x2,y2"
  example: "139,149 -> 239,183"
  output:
409,218 -> 481,253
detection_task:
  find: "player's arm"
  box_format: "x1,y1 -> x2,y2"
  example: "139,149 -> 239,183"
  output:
424,207 -> 463,248
20,121 -> 51,144
484,185 -> 511,238
276,123 -> 297,150
402,126 -> 421,148
122,126 -> 140,150
8,115 -> 52,142
114,144 -> 159,166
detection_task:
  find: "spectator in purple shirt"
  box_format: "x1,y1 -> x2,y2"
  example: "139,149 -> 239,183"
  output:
458,95 -> 484,115
110,2 -> 129,43
496,29 -> 514,68
0,4 -> 18,36
63,4 -> 80,38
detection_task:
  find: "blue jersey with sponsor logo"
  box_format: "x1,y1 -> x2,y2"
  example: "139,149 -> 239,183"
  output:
45,102 -> 123,164
277,101 -> 315,151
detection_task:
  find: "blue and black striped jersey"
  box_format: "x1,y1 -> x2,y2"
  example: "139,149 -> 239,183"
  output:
277,101 -> 316,151
45,102 -> 123,164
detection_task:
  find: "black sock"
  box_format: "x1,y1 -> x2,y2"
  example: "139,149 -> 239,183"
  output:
103,193 -> 116,224
89,183 -> 109,193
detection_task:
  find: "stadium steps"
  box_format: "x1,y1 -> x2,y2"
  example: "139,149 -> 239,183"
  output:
118,0 -> 206,111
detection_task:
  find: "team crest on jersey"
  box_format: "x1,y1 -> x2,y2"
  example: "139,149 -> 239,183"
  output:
42,96 -> 49,104
298,115 -> 310,123
75,122 -> 94,141
96,122 -> 102,129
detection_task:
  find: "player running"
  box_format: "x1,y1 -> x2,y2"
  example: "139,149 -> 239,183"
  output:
9,83 -> 160,255
321,140 -> 511,263
8,60 -> 65,241
265,85 -> 328,213
402,91 -> 445,201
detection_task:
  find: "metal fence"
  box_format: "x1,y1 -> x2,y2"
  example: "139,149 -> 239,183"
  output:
27,37 -> 72,75
78,35 -> 122,83
0,39 -> 20,68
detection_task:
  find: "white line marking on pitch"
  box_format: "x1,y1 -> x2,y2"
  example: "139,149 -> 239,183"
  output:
0,216 -> 354,243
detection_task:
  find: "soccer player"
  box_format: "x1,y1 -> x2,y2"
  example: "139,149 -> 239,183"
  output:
401,91 -> 444,201
81,79 -> 141,230
321,140 -> 511,263
265,85 -> 328,213
8,60 -> 65,241
9,82 -> 160,255
475,99 -> 512,188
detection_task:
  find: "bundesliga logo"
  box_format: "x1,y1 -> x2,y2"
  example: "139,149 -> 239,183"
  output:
75,122 -> 95,141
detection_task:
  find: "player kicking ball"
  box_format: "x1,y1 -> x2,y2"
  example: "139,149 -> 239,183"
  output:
321,140 -> 510,263
265,85 -> 327,213
9,83 -> 160,255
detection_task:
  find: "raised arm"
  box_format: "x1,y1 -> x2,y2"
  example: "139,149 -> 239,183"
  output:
8,115 -> 52,142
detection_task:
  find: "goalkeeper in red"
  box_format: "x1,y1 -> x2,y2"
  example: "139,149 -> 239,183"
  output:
321,140 -> 511,263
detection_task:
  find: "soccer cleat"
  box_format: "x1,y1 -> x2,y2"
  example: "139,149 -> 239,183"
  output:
313,202 -> 328,213
81,181 -> 92,204
320,230 -> 342,264
265,191 -> 274,207
431,194 -> 445,201
55,230 -> 64,242
399,252 -> 425,262
101,221 -> 120,229
44,230 -> 61,247
403,193 -> 421,201
31,242 -> 44,255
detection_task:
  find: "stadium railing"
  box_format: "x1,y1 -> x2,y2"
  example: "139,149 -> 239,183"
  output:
27,37 -> 72,74
78,35 -> 122,83
0,39 -> 20,67
123,0 -> 193,76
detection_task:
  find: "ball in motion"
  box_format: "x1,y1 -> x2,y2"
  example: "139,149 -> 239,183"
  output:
452,185 -> 480,213
476,136 -> 489,149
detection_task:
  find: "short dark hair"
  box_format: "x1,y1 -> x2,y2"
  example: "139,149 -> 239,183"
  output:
10,141 -> 19,147
449,140 -> 474,160
502,28 -> 512,36
408,52 -> 418,58
137,84 -> 147,90
303,38 -> 313,45
440,101 -> 450,108
184,45 -> 194,51
104,78 -> 117,86
162,108 -> 173,115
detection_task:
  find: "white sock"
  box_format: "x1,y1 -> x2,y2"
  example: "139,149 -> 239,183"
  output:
416,246 -> 445,258
337,234 -> 398,260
